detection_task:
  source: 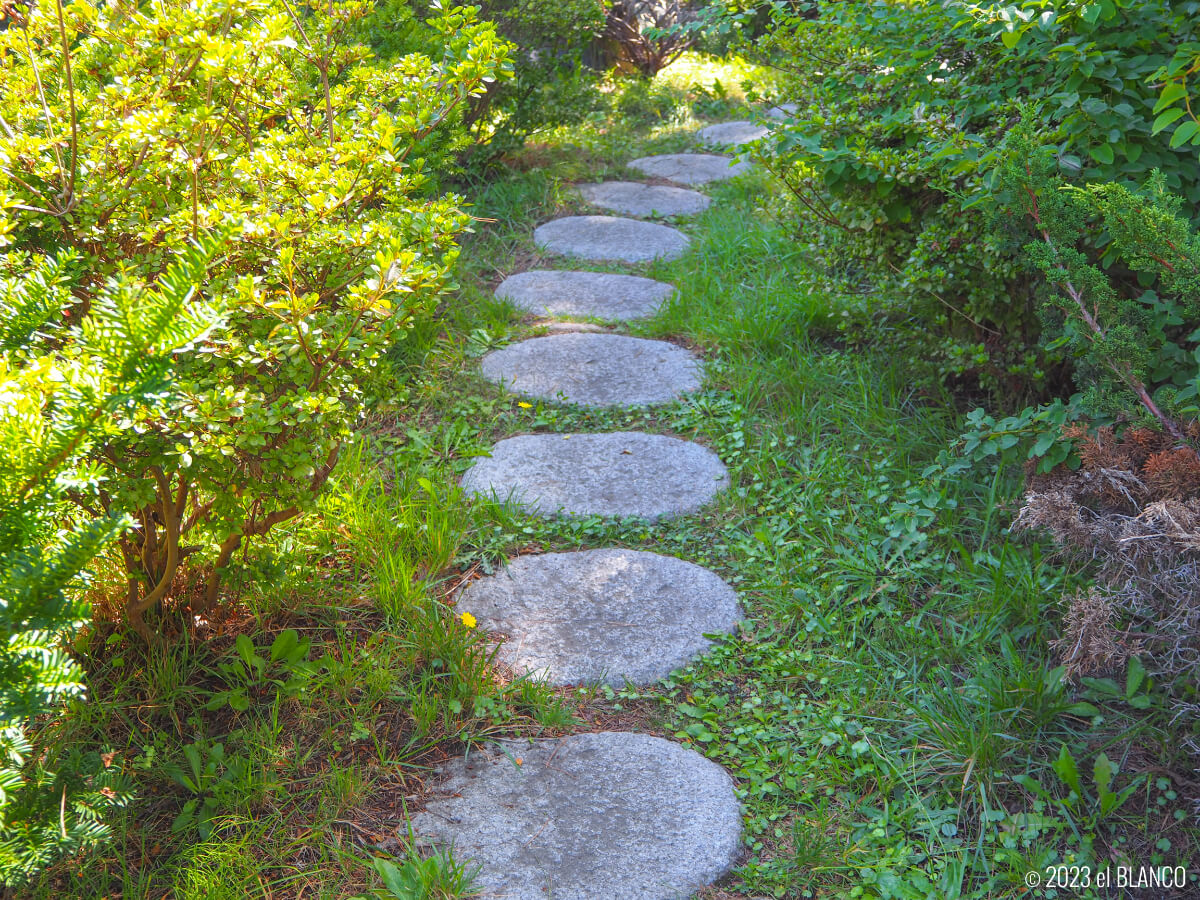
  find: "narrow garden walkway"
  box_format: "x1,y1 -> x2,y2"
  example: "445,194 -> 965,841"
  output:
414,128 -> 761,898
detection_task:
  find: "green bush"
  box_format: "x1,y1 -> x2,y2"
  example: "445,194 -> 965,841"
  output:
0,0 -> 508,639
997,122 -> 1200,436
0,239 -> 223,884
732,0 -> 1200,394
465,0 -> 608,159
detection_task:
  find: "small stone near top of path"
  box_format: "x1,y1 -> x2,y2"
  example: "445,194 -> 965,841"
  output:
577,181 -> 711,218
456,548 -> 741,686
628,153 -> 751,186
495,270 -> 674,320
765,102 -> 797,120
696,121 -> 767,147
411,731 -> 743,900
534,215 -> 689,263
479,333 -> 701,408
461,431 -> 728,520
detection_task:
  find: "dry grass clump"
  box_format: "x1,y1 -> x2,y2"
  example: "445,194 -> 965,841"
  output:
1016,426 -> 1200,718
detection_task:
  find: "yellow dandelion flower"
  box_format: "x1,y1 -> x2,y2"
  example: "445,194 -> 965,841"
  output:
518,401 -> 533,409
460,611 -> 477,629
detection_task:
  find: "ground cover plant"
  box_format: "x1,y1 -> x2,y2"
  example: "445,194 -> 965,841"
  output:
2,8 -> 1200,900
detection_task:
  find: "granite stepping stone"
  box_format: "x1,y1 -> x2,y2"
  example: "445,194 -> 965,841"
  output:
495,270 -> 674,320
480,333 -> 701,408
696,121 -> 767,147
412,731 -> 743,900
534,215 -> 689,263
628,153 -> 751,186
462,431 -> 728,520
577,181 -> 711,218
457,549 -> 740,686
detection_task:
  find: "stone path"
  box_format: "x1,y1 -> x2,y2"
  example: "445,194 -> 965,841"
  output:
413,732 -> 743,900
414,119 -> 770,897
456,549 -> 741,685
495,270 -> 674,320
696,120 -> 767,147
628,153 -> 751,185
577,181 -> 711,218
461,432 -> 728,520
479,333 -> 701,408
535,215 -> 689,263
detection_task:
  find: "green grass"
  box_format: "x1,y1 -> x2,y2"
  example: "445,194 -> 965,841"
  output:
29,52 -> 1198,899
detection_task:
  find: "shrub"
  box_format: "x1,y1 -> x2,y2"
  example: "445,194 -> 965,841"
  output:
0,238 -> 223,883
464,0 -> 607,159
729,0 -> 1200,394
0,0 -> 509,638
602,1 -> 696,77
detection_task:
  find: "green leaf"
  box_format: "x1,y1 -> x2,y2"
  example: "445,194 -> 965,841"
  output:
1093,751 -> 1114,800
1152,108 -> 1187,135
1052,744 -> 1082,796
1169,120 -> 1200,149
1088,143 -> 1115,165
1125,655 -> 1146,699
1154,81 -> 1188,113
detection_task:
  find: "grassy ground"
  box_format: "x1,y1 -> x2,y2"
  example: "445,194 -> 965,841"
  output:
31,55 -> 1199,899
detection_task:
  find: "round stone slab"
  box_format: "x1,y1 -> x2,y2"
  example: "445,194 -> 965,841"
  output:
480,333 -> 701,408
628,153 -> 751,186
458,549 -> 740,686
534,215 -> 689,263
412,731 -> 743,900
697,120 -> 767,147
577,181 -> 711,218
462,432 -> 728,520
495,270 -> 674,320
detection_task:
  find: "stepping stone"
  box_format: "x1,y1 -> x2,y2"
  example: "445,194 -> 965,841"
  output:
480,333 -> 701,408
496,270 -> 674,320
628,153 -> 751,186
577,181 -> 711,218
765,102 -> 796,120
457,549 -> 741,686
534,215 -> 689,263
537,321 -> 607,334
697,121 -> 767,147
462,432 -> 728,520
412,731 -> 742,900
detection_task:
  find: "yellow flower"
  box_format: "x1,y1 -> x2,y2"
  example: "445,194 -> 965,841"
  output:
459,611 -> 477,629
518,401 -> 532,409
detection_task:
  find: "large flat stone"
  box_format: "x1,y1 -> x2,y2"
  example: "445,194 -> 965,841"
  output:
577,181 -> 711,218
480,333 -> 701,408
412,731 -> 743,900
457,549 -> 741,686
627,153 -> 751,186
765,102 -> 797,120
696,121 -> 767,147
534,216 -> 689,263
495,270 -> 674,320
462,432 -> 728,520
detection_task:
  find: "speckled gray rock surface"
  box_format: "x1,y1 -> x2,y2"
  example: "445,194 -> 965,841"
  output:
456,549 -> 741,686
765,102 -> 797,120
412,731 -> 743,900
696,121 -> 767,147
534,215 -> 689,263
479,333 -> 701,408
461,432 -> 728,520
495,270 -> 674,320
577,181 -> 711,218
628,153 -> 751,185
